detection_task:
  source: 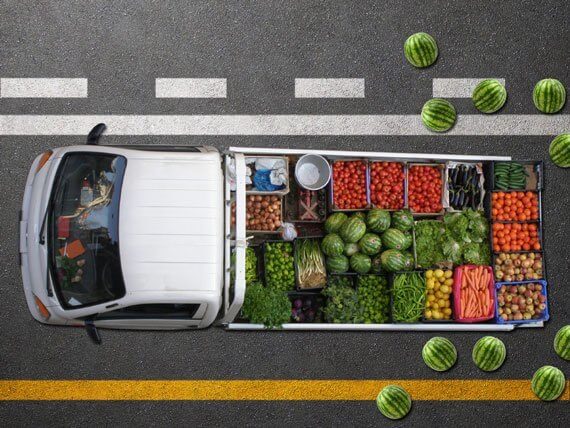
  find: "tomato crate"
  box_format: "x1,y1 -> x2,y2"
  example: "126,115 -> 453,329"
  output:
489,190 -> 542,224
490,221 -> 543,254
368,161 -> 408,211
329,159 -> 371,211
407,163 -> 445,216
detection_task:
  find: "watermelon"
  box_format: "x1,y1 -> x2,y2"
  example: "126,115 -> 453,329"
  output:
326,255 -> 349,273
382,228 -> 407,250
402,251 -> 415,270
404,32 -> 438,68
401,232 -> 413,251
422,337 -> 457,372
339,216 -> 367,243
472,336 -> 506,372
366,209 -> 391,233
321,234 -> 344,256
358,233 -> 382,255
531,365 -> 566,401
472,79 -> 507,113
421,98 -> 457,132
549,134 -> 570,168
343,242 -> 360,257
351,211 -> 366,221
554,325 -> 570,360
376,385 -> 412,420
350,253 -> 371,274
380,249 -> 406,272
324,212 -> 348,233
533,78 -> 566,114
391,210 -> 414,231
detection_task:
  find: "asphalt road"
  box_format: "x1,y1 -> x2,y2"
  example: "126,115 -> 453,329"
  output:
1,1 -> 569,426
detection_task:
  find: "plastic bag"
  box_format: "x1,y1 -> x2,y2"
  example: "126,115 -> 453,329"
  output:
281,222 -> 297,241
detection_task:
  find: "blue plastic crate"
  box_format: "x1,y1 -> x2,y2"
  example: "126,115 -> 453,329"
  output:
494,280 -> 549,324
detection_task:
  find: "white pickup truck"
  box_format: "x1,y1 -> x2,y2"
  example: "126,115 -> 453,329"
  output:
20,124 -> 544,343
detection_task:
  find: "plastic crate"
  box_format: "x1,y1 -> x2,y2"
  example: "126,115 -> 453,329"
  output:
494,280 -> 549,324
329,159 -> 371,211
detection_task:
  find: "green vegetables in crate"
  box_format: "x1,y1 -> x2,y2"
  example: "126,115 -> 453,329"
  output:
295,239 -> 327,289
413,220 -> 446,268
442,210 -> 490,266
241,282 -> 291,328
322,280 -> 363,323
392,272 -> 426,323
230,247 -> 258,285
494,162 -> 528,190
357,275 -> 390,323
264,242 -> 295,292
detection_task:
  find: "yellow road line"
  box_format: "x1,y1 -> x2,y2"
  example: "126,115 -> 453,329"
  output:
0,380 -> 568,401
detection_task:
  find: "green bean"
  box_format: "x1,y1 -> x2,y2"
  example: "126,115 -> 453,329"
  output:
392,272 -> 426,322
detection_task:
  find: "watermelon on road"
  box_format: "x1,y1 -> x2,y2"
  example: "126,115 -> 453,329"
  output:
533,78 -> 566,113
472,336 -> 506,372
531,365 -> 566,401
404,32 -> 438,68
472,79 -> 507,113
376,385 -> 412,420
421,98 -> 457,132
549,134 -> 570,168
422,337 -> 457,372
554,325 -> 570,360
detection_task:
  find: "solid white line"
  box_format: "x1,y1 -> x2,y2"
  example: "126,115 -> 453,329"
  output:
295,78 -> 365,98
0,78 -> 87,98
0,115 -> 568,135
155,78 -> 227,98
433,78 -> 506,98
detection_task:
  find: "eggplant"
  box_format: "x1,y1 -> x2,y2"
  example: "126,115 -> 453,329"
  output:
458,190 -> 465,207
463,195 -> 470,209
462,168 -> 469,186
471,171 -> 479,187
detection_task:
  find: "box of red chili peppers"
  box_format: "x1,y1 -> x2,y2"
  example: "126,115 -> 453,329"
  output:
329,159 -> 371,211
369,161 -> 408,211
407,163 -> 445,216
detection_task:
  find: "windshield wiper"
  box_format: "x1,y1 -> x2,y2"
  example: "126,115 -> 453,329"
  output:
38,205 -> 49,245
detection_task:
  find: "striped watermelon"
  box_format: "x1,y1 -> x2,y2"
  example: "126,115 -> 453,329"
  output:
554,325 -> 570,360
324,212 -> 348,233
339,216 -> 367,243
422,337 -> 457,372
380,249 -> 406,272
531,365 -> 566,401
350,253 -> 371,274
376,385 -> 412,420
549,134 -> 570,168
421,98 -> 457,132
358,233 -> 382,255
533,78 -> 566,114
382,228 -> 407,250
404,32 -> 438,68
401,232 -> 413,251
391,210 -> 414,232
326,255 -> 349,273
472,336 -> 506,372
366,209 -> 391,233
321,234 -> 344,256
472,79 -> 507,113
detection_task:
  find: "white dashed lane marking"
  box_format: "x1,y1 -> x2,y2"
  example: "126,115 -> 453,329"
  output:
295,78 -> 365,98
1,114 -> 568,135
155,78 -> 227,98
0,78 -> 88,98
433,78 -> 506,98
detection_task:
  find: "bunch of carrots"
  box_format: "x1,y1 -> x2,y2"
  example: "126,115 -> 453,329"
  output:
459,266 -> 493,319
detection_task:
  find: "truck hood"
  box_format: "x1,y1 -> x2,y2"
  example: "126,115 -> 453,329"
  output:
118,152 -> 224,295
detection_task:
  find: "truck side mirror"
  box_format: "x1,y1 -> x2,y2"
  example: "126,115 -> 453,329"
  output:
85,320 -> 102,345
86,123 -> 106,145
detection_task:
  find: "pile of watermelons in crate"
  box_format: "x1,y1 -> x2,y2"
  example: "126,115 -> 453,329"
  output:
321,209 -> 415,274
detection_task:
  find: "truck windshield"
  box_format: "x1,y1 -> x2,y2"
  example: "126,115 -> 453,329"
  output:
48,153 -> 127,309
